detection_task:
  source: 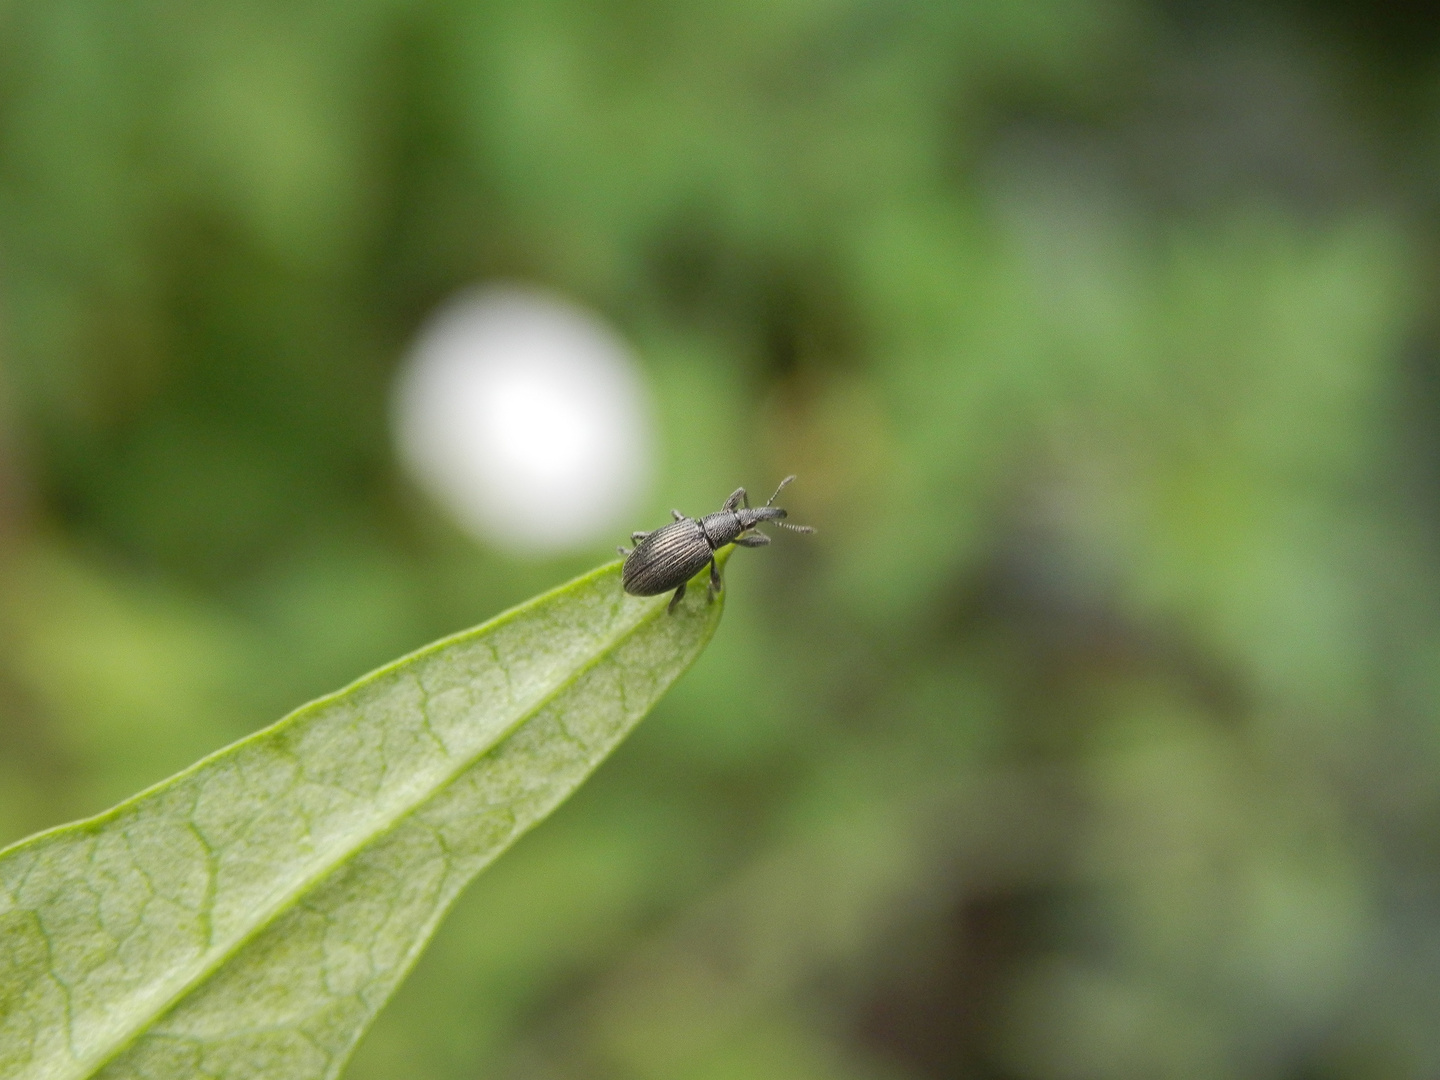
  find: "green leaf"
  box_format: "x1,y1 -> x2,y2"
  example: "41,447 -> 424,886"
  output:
0,555 -> 727,1080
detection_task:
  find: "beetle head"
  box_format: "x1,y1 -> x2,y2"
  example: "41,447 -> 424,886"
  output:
738,504 -> 814,534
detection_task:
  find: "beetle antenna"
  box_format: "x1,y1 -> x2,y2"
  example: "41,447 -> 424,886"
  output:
764,475 -> 797,507
777,521 -> 815,533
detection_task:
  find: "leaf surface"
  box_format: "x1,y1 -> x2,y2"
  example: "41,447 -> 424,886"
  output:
0,557 -> 726,1080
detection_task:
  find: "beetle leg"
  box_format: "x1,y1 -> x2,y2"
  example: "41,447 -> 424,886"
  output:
671,509 -> 686,521
708,558 -> 722,596
630,530 -> 651,543
617,546 -> 630,557
735,531 -> 770,547
722,487 -> 748,512
667,581 -> 687,613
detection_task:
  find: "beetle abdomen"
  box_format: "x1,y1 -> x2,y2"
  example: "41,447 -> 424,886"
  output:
622,519 -> 713,596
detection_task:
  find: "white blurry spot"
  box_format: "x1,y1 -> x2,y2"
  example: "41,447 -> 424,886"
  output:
394,285 -> 654,554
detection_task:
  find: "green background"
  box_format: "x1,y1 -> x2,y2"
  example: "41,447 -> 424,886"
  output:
3,1 -> 1440,1077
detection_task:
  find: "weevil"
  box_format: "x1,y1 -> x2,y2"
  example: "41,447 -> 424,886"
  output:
618,476 -> 815,612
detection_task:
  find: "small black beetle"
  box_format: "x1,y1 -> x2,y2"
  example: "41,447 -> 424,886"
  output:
618,476 -> 814,612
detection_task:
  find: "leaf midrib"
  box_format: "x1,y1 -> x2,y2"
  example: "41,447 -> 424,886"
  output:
63,576 -> 671,1080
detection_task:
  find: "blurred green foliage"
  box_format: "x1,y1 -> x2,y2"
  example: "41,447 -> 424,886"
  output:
3,1 -> 1440,1078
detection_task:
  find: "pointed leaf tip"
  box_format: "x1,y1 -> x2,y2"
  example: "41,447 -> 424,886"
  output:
0,558 -> 725,1080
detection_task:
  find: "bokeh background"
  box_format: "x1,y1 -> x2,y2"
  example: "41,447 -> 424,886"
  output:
4,1 -> 1440,1077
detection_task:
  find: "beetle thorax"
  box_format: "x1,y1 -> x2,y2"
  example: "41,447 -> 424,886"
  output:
700,510 -> 744,548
